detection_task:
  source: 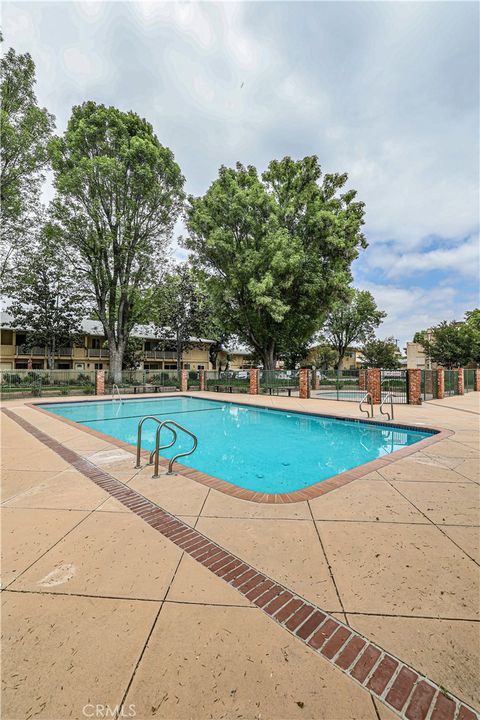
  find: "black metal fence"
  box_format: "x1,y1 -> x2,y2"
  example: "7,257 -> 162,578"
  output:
381,370 -> 408,403
444,370 -> 459,397
205,370 -> 250,393
107,370 -> 179,392
464,369 -> 475,393
0,369 -> 96,399
421,370 -> 439,400
260,370 -> 299,396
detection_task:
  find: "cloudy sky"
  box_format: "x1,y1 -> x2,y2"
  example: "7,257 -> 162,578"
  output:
4,1 -> 479,347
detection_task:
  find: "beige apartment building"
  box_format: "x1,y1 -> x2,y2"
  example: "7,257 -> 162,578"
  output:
0,315 -> 213,372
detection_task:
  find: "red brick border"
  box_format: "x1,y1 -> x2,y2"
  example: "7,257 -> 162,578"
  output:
26,394 -> 453,504
2,406 -> 477,720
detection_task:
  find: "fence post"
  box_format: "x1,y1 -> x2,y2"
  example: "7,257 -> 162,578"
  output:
299,368 -> 310,399
199,369 -> 205,391
367,368 -> 381,404
180,370 -> 188,392
312,370 -> 320,391
437,368 -> 445,400
95,369 -> 105,396
407,369 -> 422,405
455,368 -> 464,395
249,368 -> 259,395
474,369 -> 480,392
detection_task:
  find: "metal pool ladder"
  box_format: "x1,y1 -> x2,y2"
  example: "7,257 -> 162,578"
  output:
380,393 -> 395,421
359,392 -> 374,418
112,383 -> 122,403
135,416 -> 198,478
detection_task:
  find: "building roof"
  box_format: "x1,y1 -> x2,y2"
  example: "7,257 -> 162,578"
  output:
0,312 -> 214,345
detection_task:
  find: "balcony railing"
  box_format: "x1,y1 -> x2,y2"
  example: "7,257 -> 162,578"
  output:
15,346 -> 73,357
144,350 -> 177,359
87,348 -> 110,358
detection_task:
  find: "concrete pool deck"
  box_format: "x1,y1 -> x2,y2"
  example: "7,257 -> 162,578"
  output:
1,391 -> 479,720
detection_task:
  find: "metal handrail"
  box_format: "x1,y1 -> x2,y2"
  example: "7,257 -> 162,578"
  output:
380,392 -> 395,421
359,391 -> 374,418
135,416 -> 176,468
135,416 -> 198,478
112,383 -> 121,402
153,419 -> 198,477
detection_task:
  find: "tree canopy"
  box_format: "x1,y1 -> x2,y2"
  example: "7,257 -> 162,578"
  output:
360,336 -> 400,369
49,101 -> 185,382
6,225 -> 87,370
321,290 -> 386,369
149,264 -> 210,374
0,43 -> 55,279
423,314 -> 479,368
185,156 -> 366,370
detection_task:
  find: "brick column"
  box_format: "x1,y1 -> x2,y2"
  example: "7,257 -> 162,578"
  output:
299,368 -> 310,399
248,368 -> 259,395
180,370 -> 188,392
407,369 -> 422,405
437,368 -> 445,400
312,370 -> 320,391
456,368 -> 464,395
199,369 -> 205,391
95,369 -> 105,396
367,368 -> 381,404
359,370 -> 366,391
474,369 -> 480,391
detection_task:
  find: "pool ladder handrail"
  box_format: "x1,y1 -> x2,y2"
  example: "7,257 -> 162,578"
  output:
359,391 -> 374,418
380,392 -> 395,421
112,383 -> 122,402
135,416 -> 198,478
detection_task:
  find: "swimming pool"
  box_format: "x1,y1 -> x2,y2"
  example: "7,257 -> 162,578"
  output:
39,396 -> 434,494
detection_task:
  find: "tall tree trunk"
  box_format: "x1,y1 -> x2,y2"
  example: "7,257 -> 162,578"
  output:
176,340 -> 183,381
109,341 -> 124,385
261,344 -> 276,372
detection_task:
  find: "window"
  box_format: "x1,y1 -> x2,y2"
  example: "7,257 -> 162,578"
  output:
91,338 -> 101,349
197,365 -> 205,370
94,363 -> 103,370
164,363 -> 177,370
183,363 -> 191,370
1,330 -> 13,345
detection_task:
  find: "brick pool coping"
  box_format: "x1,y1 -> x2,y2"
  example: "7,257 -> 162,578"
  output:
27,393 -> 453,504
2,405 -> 477,720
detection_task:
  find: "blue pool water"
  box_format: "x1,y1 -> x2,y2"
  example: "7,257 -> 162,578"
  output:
40,397 -> 434,494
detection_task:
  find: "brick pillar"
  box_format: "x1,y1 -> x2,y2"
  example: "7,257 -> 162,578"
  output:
407,369 -> 422,405
456,368 -> 464,395
299,368 -> 310,399
312,370 -> 320,390
248,368 -> 259,395
199,369 -> 205,391
367,368 -> 381,404
474,369 -> 480,391
95,369 -> 105,396
180,370 -> 188,392
437,368 -> 445,400
359,370 -> 366,391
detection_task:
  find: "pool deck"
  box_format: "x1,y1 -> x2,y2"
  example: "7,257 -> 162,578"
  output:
1,391 -> 479,720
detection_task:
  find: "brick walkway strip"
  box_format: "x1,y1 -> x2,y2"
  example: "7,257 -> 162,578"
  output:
3,406 -> 478,720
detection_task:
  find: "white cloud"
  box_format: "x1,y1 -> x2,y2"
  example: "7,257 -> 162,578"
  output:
356,280 -> 469,349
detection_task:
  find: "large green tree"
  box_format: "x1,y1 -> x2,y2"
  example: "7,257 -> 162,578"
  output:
49,102 -> 184,382
185,157 -> 366,370
149,264 -> 210,374
0,42 -> 55,279
360,336 -> 400,369
6,226 -> 87,371
321,290 -> 386,369
423,318 -> 476,368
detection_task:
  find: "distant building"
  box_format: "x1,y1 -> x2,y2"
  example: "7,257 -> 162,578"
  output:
405,330 -> 434,369
0,313 -> 214,372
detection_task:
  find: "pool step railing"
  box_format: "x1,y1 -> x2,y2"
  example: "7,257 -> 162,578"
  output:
135,416 -> 198,478
112,383 -> 122,403
359,391 -> 374,418
380,392 -> 395,421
